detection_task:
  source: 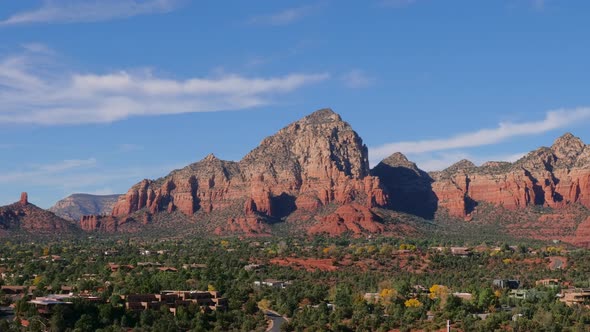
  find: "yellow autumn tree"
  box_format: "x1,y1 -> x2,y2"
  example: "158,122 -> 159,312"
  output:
405,298 -> 423,308
258,299 -> 271,311
379,288 -> 397,304
33,275 -> 43,286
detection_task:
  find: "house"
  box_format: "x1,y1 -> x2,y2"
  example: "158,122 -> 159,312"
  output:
157,267 -> 178,272
124,291 -> 227,314
29,295 -> 73,315
536,279 -> 561,288
244,264 -> 263,271
450,247 -> 472,257
108,263 -> 134,272
254,279 -> 291,289
493,279 -> 520,290
509,289 -> 533,300
560,289 -> 590,306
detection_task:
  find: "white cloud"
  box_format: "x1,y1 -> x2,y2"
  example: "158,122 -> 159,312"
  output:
0,0 -> 183,26
37,158 -> 97,173
369,108 -> 590,162
341,69 -> 374,89
0,158 -> 97,183
249,4 -> 321,26
0,50 -> 329,125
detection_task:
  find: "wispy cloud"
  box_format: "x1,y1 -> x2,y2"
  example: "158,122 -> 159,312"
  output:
249,4 -> 322,26
0,0 -> 183,26
369,108 -> 590,162
341,69 -> 374,89
0,158 -> 97,183
0,47 -> 329,125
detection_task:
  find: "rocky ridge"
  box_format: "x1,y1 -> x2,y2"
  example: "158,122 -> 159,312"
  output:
427,133 -> 590,218
92,109 -> 388,236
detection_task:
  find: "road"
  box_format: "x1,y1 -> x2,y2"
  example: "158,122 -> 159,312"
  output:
264,309 -> 288,332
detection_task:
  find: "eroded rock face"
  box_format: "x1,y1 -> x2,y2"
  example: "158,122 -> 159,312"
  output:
308,203 -> 385,236
98,109 -> 389,235
428,133 -> 590,217
80,215 -> 119,232
19,192 -> 28,206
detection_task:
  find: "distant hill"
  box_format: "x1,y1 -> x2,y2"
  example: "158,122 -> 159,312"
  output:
49,194 -> 121,221
0,193 -> 78,235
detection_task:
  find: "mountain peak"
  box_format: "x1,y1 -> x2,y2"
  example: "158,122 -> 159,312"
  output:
301,108 -> 342,124
203,153 -> 218,162
380,152 -> 417,169
551,132 -> 585,163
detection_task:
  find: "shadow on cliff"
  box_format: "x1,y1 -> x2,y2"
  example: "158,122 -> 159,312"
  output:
371,164 -> 439,220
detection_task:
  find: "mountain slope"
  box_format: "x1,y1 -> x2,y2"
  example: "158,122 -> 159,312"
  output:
90,109 -> 389,236
0,193 -> 78,235
49,194 -> 121,221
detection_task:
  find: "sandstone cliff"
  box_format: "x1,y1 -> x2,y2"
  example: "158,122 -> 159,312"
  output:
428,133 -> 590,218
95,109 -> 388,236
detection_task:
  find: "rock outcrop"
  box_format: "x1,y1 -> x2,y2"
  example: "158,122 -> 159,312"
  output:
427,133 -> 590,218
49,193 -> 121,221
0,193 -> 77,234
95,109 -> 388,236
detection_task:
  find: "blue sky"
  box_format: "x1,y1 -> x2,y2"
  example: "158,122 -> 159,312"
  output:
1,0 -> 590,208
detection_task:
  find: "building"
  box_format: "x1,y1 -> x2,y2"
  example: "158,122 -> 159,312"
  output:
124,291 -> 227,314
254,279 -> 291,289
536,279 -> 561,288
560,289 -> 590,306
450,247 -> 472,257
493,279 -> 520,290
29,295 -> 73,315
244,264 -> 263,271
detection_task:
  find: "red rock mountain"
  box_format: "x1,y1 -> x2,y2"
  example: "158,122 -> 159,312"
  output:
86,109 -> 388,235
78,109 -> 589,243
0,193 -> 77,234
374,133 -> 590,246
428,133 -> 590,218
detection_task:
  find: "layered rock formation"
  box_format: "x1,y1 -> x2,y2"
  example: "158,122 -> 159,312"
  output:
49,193 -> 121,221
93,109 -> 388,235
428,133 -> 590,218
0,193 -> 77,233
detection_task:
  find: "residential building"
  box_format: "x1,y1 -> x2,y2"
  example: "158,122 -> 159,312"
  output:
560,289 -> 590,306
